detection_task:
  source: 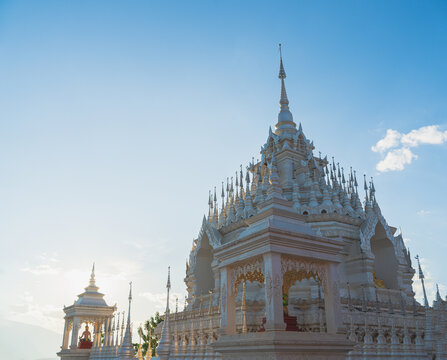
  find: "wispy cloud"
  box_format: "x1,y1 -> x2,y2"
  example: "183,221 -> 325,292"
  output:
417,210 -> 431,217
372,125 -> 447,172
21,253 -> 62,275
21,264 -> 60,275
6,292 -> 63,333
139,291 -> 185,313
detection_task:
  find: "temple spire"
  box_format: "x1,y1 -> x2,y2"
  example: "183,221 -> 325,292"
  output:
89,263 -> 96,286
84,262 -> 99,293
118,282 -> 135,360
279,44 -> 288,106
166,266 -> 171,312
156,267 -> 172,359
275,44 -> 296,135
415,255 -> 429,308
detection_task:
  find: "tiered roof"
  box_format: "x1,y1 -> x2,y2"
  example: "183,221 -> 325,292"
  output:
206,46 -> 380,230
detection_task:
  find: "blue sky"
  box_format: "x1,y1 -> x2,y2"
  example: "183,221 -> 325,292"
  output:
1,1 -> 447,359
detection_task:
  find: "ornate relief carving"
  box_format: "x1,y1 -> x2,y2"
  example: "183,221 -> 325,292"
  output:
282,268 -> 319,294
234,270 -> 264,295
230,257 -> 264,295
281,255 -> 328,292
265,272 -> 281,305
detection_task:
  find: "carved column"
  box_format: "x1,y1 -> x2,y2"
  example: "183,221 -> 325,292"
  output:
70,317 -> 80,349
263,252 -> 286,331
219,267 -> 235,334
61,318 -> 70,349
324,263 -> 344,334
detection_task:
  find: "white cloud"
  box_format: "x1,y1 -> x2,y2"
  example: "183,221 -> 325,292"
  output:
371,129 -> 401,153
376,147 -> 417,172
372,125 -> 447,172
401,125 -> 447,147
417,210 -> 431,216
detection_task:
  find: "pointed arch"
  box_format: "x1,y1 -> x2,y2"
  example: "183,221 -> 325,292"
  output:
359,209 -> 403,289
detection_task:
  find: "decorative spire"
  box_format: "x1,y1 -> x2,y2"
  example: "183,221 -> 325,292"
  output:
156,267 -> 172,359
83,262 -> 100,294
118,282 -> 135,360
120,311 -> 125,345
166,266 -> 171,312
212,187 -> 218,226
145,324 -> 152,360
115,311 -> 121,347
266,153 -> 283,200
111,314 -> 116,347
208,190 -> 212,221
415,255 -> 429,307
275,44 -> 296,135
137,326 -> 144,360
436,284 -> 442,302
221,182 -> 225,210
89,263 -> 96,287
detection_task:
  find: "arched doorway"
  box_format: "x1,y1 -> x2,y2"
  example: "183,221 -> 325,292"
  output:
283,269 -> 325,332
194,234 -> 215,296
370,222 -> 398,289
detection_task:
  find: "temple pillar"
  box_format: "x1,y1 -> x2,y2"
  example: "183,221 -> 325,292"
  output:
61,318 -> 70,350
219,267 -> 236,334
324,263 -> 344,334
70,318 -> 80,349
215,269 -> 221,303
92,321 -> 100,348
263,252 -> 286,331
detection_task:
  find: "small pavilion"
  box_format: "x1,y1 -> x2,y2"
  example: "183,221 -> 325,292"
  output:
58,264 -> 116,360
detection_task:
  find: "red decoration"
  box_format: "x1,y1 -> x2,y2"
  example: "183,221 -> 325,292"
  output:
78,340 -> 93,349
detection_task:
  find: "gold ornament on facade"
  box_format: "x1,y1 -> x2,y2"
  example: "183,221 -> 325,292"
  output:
233,270 -> 265,294
282,269 -> 320,295
373,271 -> 386,288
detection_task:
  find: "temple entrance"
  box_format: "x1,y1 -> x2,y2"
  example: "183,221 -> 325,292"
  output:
283,270 -> 325,332
194,234 -> 215,296
370,222 -> 398,289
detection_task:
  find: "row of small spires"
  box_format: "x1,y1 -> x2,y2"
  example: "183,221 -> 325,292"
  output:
88,312 -> 126,357
207,155 -> 378,227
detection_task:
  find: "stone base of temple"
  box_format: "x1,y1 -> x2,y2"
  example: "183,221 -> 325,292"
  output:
57,349 -> 91,360
211,331 -> 354,360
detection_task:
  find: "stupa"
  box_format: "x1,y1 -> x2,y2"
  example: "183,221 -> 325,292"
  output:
57,47 -> 447,360
152,46 -> 447,359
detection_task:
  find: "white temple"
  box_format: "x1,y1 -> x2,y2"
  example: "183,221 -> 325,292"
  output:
58,47 -> 447,360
